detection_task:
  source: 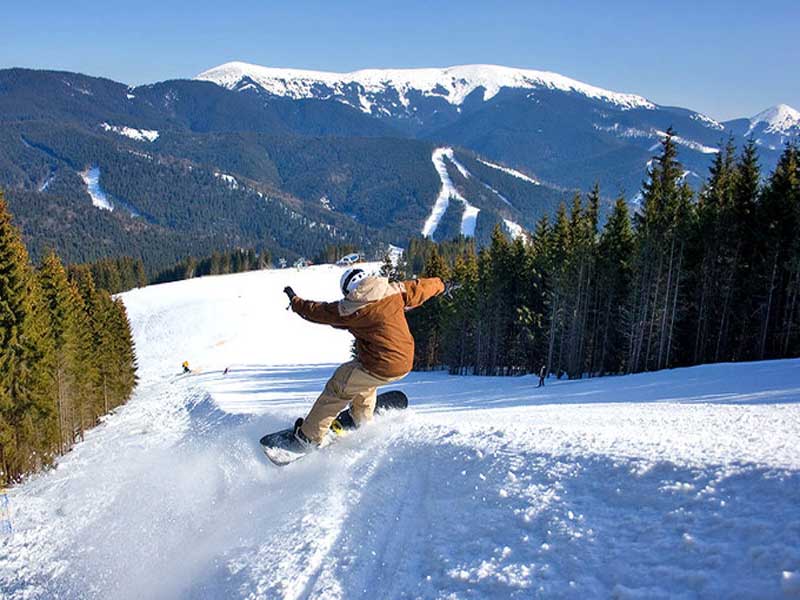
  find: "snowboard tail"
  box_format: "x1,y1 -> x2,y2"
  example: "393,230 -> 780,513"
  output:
259,390 -> 408,467
330,390 -> 407,434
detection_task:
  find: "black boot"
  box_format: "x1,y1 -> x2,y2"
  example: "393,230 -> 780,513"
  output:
292,418 -> 315,451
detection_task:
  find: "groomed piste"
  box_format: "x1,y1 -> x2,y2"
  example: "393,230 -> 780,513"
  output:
1,265 -> 799,599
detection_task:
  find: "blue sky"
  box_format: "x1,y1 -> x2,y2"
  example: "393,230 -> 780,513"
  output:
4,0 -> 798,121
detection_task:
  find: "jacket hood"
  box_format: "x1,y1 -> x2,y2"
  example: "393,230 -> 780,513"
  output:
338,276 -> 403,316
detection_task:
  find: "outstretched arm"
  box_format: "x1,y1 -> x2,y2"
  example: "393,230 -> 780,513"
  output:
290,296 -> 348,326
402,277 -> 445,309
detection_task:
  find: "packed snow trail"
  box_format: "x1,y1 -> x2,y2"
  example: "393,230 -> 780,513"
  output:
1,266 -> 799,599
422,148 -> 480,239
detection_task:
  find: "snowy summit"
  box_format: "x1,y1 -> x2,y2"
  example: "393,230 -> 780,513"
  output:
747,103 -> 800,135
196,61 -> 656,112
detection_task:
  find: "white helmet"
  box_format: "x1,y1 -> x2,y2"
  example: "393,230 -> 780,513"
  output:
340,267 -> 367,296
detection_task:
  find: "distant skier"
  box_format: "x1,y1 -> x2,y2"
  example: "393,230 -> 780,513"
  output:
283,268 -> 446,449
538,364 -> 546,387
182,361 -> 191,374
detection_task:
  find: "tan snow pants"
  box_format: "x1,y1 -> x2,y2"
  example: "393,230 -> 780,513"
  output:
300,360 -> 406,443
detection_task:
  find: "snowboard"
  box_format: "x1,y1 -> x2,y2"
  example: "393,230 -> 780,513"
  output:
260,390 -> 408,467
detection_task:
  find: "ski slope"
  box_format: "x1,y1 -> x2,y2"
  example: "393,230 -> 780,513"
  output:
2,265 -> 799,599
422,148 -> 480,239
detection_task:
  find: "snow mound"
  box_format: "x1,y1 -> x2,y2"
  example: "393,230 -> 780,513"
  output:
197,62 -> 656,111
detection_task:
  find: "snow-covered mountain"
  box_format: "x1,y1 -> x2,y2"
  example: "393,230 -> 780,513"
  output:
194,61 -> 761,196
2,266 -> 799,598
197,62 -> 656,116
749,104 -> 800,134
725,103 -> 800,150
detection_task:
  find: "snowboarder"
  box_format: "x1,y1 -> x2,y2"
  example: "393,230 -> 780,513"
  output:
182,361 -> 191,374
282,268 -> 446,450
538,364 -> 546,387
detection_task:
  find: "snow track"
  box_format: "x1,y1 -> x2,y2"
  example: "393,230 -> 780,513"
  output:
422,148 -> 529,240
2,267 -> 799,599
80,166 -> 113,211
422,148 -> 480,238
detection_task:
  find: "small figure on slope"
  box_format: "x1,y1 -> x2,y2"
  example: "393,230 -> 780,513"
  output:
182,360 -> 191,374
538,364 -> 546,388
283,268 -> 445,450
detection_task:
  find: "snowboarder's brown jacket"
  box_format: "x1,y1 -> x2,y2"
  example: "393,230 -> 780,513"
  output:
290,276 -> 444,378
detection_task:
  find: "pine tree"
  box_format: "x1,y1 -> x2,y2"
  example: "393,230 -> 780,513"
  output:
106,299 -> 138,408
443,244 -> 479,374
38,251 -> 83,452
528,216 -> 552,376
409,245 -> 450,369
628,130 -> 694,372
93,291 -> 119,416
507,236 -> 541,374
757,144 -> 800,358
0,194 -> 58,483
134,259 -> 147,288
595,197 -> 634,374
561,189 -> 599,378
727,139 -> 762,359
546,203 -> 570,377
379,253 -> 394,279
480,225 -> 513,374
69,265 -> 105,425
692,138 -> 737,363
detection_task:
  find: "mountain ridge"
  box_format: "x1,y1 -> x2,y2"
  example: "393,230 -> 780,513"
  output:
196,61 -> 657,111
196,61 -> 798,134
194,61 -> 798,194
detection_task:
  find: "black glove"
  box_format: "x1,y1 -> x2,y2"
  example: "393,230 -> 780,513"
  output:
443,281 -> 462,298
283,286 -> 296,301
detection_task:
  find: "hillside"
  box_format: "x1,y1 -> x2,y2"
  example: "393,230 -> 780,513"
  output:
198,62 -> 798,194
1,266 -> 798,598
2,65 -> 798,271
0,68 -> 577,269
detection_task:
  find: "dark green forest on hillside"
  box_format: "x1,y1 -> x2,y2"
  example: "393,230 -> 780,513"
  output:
0,193 -> 138,485
2,121 -> 473,273
406,133 -> 800,377
2,122 -> 382,273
